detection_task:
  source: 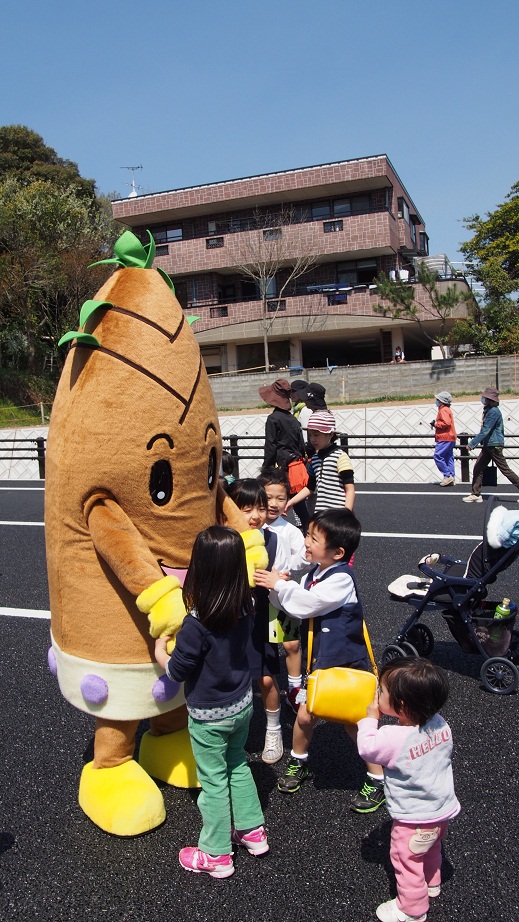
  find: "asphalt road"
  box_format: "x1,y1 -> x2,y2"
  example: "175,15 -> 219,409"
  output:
1,482 -> 518,921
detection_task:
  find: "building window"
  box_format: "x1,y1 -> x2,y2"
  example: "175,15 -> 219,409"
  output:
260,277 -> 277,299
333,199 -> 351,218
210,306 -> 229,318
337,258 -> 378,286
152,226 -> 182,244
263,227 -> 282,240
267,299 -> 286,312
241,280 -> 257,301
155,244 -> 169,256
323,219 -> 343,233
419,232 -> 429,255
206,237 -> 224,249
409,221 -> 416,244
218,283 -> 236,303
311,202 -> 331,221
397,197 -> 410,223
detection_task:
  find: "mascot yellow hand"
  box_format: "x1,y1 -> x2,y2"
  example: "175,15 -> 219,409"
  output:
136,575 -> 186,638
241,528 -> 269,585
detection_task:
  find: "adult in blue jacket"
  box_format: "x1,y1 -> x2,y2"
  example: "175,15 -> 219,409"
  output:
463,386 -> 519,503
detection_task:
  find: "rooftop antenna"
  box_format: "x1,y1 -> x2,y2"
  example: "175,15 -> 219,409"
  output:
121,164 -> 143,198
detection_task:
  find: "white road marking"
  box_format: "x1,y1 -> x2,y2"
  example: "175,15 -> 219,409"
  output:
0,520 -> 44,526
0,607 -> 50,619
364,532 -> 480,540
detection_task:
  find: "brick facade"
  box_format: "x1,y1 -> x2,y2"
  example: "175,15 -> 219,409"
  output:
112,155 -> 469,371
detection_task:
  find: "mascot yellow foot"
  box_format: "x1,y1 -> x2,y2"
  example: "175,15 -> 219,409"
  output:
79,759 -> 166,836
139,726 -> 200,788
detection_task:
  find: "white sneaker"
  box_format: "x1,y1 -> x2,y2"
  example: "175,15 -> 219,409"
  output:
428,885 -> 441,897
261,729 -> 283,764
376,898 -> 426,922
462,494 -> 483,503
439,476 -> 454,487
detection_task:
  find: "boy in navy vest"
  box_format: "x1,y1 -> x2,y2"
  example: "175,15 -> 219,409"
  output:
254,508 -> 385,812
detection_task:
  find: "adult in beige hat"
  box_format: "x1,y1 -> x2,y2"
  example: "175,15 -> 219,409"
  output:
463,386 -> 519,502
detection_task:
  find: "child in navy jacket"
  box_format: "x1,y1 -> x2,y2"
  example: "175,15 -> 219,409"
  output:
155,526 -> 267,879
254,508 -> 385,814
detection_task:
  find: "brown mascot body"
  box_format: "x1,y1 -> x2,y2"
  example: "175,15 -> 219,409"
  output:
45,232 -> 266,836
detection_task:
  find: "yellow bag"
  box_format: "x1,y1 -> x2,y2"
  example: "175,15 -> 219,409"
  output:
305,620 -> 378,724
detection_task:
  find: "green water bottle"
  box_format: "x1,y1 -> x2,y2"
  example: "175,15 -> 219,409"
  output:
494,598 -> 511,619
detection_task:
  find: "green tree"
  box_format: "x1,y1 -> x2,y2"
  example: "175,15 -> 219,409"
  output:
461,181 -> 519,300
448,295 -> 519,355
0,124 -> 96,200
373,262 -> 472,358
0,172 -> 120,372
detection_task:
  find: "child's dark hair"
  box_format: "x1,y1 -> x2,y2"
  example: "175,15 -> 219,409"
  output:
378,657 -> 449,726
227,478 -> 268,510
182,526 -> 253,632
221,451 -> 236,477
258,467 -> 290,495
310,508 -> 361,560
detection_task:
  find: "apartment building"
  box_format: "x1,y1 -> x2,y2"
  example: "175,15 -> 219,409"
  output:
112,155 -> 470,373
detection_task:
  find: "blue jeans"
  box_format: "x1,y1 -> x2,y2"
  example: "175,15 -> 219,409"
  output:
434,441 -> 455,477
188,703 -> 264,856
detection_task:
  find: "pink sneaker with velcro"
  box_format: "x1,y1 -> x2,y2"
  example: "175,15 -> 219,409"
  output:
231,825 -> 269,856
178,846 -> 234,878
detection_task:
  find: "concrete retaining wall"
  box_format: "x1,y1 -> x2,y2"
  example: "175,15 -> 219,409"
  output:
209,354 -> 519,410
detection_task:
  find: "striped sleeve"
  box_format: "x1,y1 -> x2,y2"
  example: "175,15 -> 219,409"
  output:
337,451 -> 354,484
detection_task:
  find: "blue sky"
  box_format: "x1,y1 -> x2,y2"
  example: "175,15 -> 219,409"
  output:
2,0 -> 517,263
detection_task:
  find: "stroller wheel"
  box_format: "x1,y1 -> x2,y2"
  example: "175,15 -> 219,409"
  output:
404,624 -> 434,657
480,658 -> 519,695
381,644 -> 406,665
399,641 -> 419,657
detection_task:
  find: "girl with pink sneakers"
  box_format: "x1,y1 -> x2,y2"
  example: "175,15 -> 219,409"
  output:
155,526 -> 268,878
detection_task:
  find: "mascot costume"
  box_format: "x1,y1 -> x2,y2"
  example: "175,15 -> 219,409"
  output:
45,230 -> 267,836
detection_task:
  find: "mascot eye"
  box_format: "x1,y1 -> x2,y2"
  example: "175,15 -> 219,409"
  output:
208,447 -> 217,490
149,460 -> 173,506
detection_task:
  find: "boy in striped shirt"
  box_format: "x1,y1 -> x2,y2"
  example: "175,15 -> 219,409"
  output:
286,410 -> 355,514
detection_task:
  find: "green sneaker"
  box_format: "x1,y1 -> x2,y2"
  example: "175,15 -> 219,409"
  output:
350,778 -> 386,813
277,757 -> 311,794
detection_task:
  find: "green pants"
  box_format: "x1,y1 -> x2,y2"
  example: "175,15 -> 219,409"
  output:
188,702 -> 264,856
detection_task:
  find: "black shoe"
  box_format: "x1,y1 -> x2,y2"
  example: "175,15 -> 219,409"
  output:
350,778 -> 386,813
277,757 -> 311,794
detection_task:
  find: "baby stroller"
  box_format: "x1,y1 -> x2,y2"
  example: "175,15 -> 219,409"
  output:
384,495 -> 519,695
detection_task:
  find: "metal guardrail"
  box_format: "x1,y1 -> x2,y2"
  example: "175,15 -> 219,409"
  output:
222,432 -> 519,483
3,433 -> 519,483
0,437 -> 47,478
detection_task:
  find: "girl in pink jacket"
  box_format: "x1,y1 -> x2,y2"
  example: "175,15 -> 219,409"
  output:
357,658 -> 460,922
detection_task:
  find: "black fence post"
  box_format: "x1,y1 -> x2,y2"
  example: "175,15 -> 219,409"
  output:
229,435 -> 240,479
338,432 -> 349,452
36,437 -> 46,480
458,432 -> 470,483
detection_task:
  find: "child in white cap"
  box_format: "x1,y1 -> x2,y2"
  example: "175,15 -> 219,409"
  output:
431,391 -> 456,487
286,410 -> 355,514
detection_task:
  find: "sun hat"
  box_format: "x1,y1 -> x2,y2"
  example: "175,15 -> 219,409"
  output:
307,410 -> 336,433
290,379 -> 309,401
305,382 -> 327,410
258,378 -> 292,410
435,391 -> 452,405
482,386 -> 499,403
